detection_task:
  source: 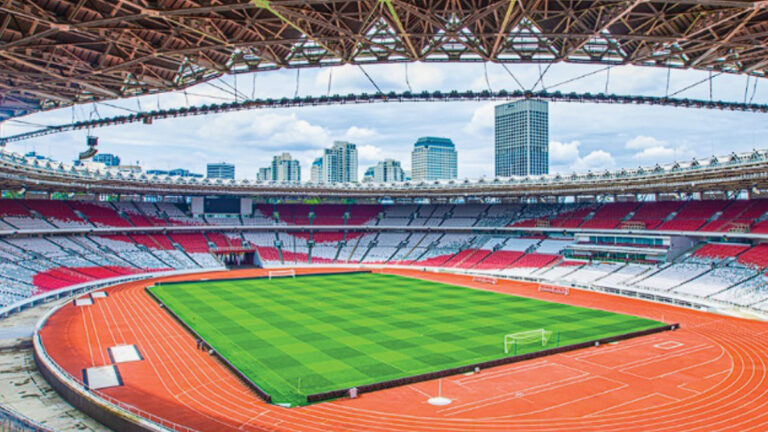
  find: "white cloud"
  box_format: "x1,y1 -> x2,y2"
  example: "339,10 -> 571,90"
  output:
357,144 -> 384,165
626,135 -> 667,150
464,103 -> 494,135
576,150 -> 615,170
344,126 -> 378,142
550,140 -> 581,164
632,145 -> 691,163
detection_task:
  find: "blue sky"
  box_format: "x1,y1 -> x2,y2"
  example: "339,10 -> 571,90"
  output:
3,62 -> 768,180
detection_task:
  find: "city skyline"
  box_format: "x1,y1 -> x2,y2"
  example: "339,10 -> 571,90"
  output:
5,63 -> 768,182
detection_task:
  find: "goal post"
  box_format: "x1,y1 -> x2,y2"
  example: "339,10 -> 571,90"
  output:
538,284 -> 569,295
472,275 -> 497,285
504,329 -> 553,355
268,269 -> 296,280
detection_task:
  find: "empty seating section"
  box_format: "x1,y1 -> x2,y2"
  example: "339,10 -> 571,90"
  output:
205,216 -> 241,226
674,267 -> 754,297
114,201 -> 163,226
157,202 -> 203,225
4,199 -> 768,311
474,251 -> 524,269
345,234 -> 377,263
501,237 -> 539,252
70,202 -> 130,227
169,233 -> 210,252
274,204 -> 311,225
23,200 -> 88,228
0,199 -> 765,232
713,276 -> 768,306
629,201 -> 683,229
596,264 -> 651,287
507,253 -> 560,268
694,243 -> 750,260
277,232 -> 310,263
634,263 -> 709,291
255,246 -> 281,264
312,205 -> 347,225
535,239 -> 573,254
658,200 -> 729,232
477,204 -> 520,227
738,245 -> 768,268
130,234 -> 175,250
559,263 -> 620,284
206,233 -> 233,249
348,205 -> 381,225
581,202 -> 638,229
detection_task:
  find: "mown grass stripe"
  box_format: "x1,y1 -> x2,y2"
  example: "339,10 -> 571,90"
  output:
151,273 -> 662,406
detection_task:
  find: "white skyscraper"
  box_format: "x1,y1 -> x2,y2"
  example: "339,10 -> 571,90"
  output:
411,137 -> 457,181
495,99 -> 549,177
310,157 -> 324,183
257,153 -> 300,182
322,141 -> 358,183
370,159 -> 405,183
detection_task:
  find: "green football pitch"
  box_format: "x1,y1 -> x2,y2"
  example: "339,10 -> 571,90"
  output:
150,272 -> 662,406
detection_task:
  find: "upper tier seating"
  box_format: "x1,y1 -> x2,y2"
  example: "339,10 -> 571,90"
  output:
24,200 -> 89,228
69,202 -> 131,227
312,205 -> 347,225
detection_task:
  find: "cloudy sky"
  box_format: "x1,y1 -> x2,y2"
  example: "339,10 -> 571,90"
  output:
3,62 -> 768,181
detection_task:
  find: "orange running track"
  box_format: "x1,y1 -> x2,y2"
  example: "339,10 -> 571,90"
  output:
39,268 -> 768,431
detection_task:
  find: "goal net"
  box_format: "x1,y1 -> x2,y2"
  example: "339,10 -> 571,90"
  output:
538,284 -> 569,295
268,269 -> 296,280
472,275 -> 497,285
504,329 -> 553,354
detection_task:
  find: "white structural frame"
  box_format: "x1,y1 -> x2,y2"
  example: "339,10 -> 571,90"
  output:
504,329 -> 552,354
268,269 -> 296,279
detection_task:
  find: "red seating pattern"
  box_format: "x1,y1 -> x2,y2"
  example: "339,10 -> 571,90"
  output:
169,233 -> 209,253
347,205 -> 382,225
695,243 -> 750,259
70,202 -> 131,227
473,251 -> 524,269
130,234 -> 175,250
738,245 -> 768,268
206,233 -> 232,249
411,254 -> 455,267
0,199 -> 32,217
456,250 -> 492,269
24,200 -> 84,223
255,246 -> 281,262
507,253 -> 560,268
312,205 -> 347,225
32,266 -> 156,292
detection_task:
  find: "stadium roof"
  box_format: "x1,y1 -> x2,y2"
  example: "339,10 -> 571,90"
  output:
3,0 -> 768,120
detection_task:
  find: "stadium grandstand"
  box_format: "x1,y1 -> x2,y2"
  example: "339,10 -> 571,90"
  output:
3,1 -> 768,430
2,147 -> 768,430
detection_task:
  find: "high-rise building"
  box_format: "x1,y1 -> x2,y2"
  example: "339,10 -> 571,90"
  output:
257,153 -> 300,182
92,153 -> 121,167
369,159 -> 405,183
362,167 -> 376,183
310,158 -> 324,183
411,137 -> 458,181
206,162 -> 235,179
494,99 -> 549,177
257,167 -> 271,181
322,141 -> 358,183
